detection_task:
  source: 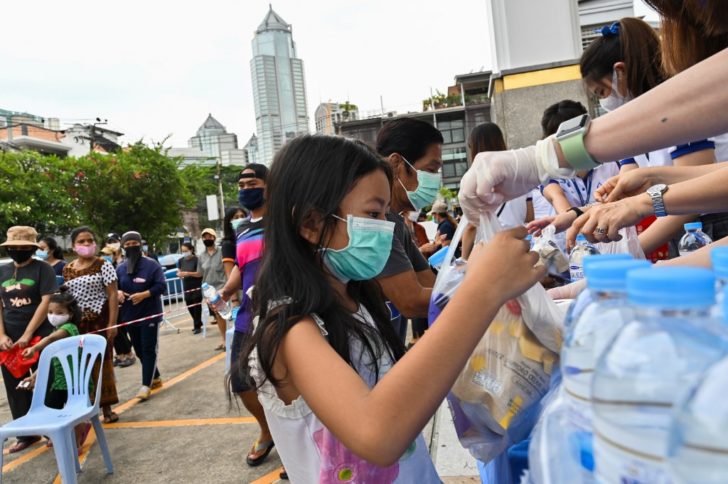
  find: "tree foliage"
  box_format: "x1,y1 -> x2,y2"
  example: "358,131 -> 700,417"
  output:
1,144 -> 197,246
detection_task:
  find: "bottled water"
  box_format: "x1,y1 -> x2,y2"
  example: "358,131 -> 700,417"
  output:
569,234 -> 600,282
592,267 -> 725,484
530,260 -> 649,484
563,254 -> 632,332
678,221 -> 712,256
201,282 -> 232,320
667,354 -> 728,483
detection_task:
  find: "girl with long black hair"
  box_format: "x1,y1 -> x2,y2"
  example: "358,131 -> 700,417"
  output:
242,135 -> 544,482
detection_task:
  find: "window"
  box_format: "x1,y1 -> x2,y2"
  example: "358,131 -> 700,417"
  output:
438,119 -> 465,144
442,147 -> 468,180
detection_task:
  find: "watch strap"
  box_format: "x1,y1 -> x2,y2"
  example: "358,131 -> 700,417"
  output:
650,191 -> 667,217
559,133 -> 599,171
568,206 -> 584,218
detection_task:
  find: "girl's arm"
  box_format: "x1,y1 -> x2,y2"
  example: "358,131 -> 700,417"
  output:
16,294 -> 52,349
542,183 -> 572,214
279,228 -> 545,466
23,326 -> 72,359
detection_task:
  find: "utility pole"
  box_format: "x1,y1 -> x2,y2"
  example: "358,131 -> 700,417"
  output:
215,158 -> 225,230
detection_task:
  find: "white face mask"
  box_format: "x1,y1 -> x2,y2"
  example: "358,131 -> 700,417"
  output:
599,69 -> 632,112
48,313 -> 70,328
407,212 -> 420,222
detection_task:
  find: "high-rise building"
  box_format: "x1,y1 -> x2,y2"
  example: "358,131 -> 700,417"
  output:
250,5 -> 309,165
315,102 -> 359,135
170,114 -> 246,167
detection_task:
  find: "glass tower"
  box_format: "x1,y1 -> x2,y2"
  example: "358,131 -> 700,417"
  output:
250,5 -> 309,165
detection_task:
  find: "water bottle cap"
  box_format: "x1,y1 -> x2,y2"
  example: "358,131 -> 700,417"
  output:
586,260 -> 651,292
582,253 -> 632,274
627,267 -> 715,308
684,222 -> 703,231
576,234 -> 587,242
711,247 -> 728,279
209,293 -> 220,303
201,282 -> 209,289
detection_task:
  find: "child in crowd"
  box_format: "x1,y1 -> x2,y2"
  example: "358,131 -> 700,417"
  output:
20,286 -> 92,449
242,135 -> 545,482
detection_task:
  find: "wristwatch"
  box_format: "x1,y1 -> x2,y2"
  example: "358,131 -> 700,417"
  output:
555,114 -> 599,171
647,184 -> 669,217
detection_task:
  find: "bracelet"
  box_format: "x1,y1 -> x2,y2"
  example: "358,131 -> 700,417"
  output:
568,207 -> 584,218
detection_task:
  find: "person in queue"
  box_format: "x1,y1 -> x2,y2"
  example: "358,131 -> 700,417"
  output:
198,228 -> 227,350
177,242 -> 204,334
0,226 -> 58,453
63,226 -> 119,423
375,118 -> 442,343
36,237 -> 66,279
117,231 -> 166,401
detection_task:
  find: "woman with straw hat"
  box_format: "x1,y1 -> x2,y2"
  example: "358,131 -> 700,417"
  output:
0,226 -> 58,453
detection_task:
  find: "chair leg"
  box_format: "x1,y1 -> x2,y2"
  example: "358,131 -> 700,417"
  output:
69,428 -> 81,473
49,430 -> 78,484
91,416 -> 114,474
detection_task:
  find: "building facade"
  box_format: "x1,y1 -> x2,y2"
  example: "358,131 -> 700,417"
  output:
336,74 -> 491,191
170,114 -> 246,167
250,6 -> 309,165
315,102 -> 359,135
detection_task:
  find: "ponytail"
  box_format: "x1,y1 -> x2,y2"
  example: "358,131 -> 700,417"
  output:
580,17 -> 664,97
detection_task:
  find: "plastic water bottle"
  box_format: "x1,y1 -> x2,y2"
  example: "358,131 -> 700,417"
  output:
592,267 -> 726,484
678,221 -> 712,256
201,282 -> 232,320
530,260 -> 650,484
667,329 -> 728,483
569,234 -> 600,282
563,254 -> 632,332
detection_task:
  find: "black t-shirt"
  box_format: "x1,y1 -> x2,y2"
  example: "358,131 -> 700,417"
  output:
177,255 -> 202,291
221,239 -> 236,263
0,260 -> 58,332
437,219 -> 457,242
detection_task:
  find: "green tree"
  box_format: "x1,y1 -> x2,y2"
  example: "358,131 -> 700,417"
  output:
72,142 -> 193,246
0,150 -> 81,234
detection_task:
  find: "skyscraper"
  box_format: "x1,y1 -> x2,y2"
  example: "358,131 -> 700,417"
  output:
250,5 -> 309,165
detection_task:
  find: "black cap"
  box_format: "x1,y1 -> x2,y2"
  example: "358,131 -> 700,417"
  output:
238,163 -> 268,182
106,232 -> 121,243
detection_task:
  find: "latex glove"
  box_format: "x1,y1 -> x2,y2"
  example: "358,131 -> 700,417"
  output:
547,279 -> 587,300
459,138 -> 574,225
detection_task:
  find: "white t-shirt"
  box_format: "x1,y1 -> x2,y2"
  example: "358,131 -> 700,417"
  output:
251,306 -> 440,484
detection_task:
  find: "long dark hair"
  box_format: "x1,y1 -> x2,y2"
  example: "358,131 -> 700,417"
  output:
243,135 -> 405,389
49,286 -> 82,325
467,122 -> 506,164
223,207 -> 245,243
580,17 -> 664,97
644,0 -> 728,75
42,237 -> 64,260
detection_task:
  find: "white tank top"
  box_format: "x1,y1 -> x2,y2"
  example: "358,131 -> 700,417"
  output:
250,305 -> 441,484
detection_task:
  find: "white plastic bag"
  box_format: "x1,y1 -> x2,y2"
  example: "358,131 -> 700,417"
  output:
429,213 -> 566,463
594,225 -> 645,259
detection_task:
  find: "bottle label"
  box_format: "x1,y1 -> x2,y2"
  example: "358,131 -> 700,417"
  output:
570,266 -> 584,281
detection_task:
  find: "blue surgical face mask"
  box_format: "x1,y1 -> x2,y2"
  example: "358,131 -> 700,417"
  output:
398,157 -> 441,211
102,255 -> 113,264
321,214 -> 395,283
231,218 -> 245,231
35,249 -> 49,260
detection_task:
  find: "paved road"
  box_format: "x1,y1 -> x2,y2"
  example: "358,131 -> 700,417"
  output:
0,309 -> 478,483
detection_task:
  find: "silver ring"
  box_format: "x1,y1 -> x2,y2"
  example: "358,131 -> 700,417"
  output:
595,227 -> 607,234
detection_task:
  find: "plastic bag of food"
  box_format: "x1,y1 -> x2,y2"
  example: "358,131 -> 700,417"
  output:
429,212 -> 565,463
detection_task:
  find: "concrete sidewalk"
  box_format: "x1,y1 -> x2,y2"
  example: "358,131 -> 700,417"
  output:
0,313 -> 479,483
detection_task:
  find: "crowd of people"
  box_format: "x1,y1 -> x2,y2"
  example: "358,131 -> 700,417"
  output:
1,0 -> 728,481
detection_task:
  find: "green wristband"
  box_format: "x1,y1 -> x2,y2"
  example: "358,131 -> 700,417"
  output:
559,134 -> 599,171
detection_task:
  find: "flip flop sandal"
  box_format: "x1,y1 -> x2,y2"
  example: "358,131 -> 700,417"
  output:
8,437 -> 40,454
102,412 -> 119,424
246,439 -> 275,467
214,344 -> 225,351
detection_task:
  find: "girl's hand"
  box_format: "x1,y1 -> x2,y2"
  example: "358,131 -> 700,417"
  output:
0,335 -> 13,351
21,346 -> 37,360
118,291 -> 127,304
14,333 -> 32,349
466,226 -> 545,303
567,194 -> 652,246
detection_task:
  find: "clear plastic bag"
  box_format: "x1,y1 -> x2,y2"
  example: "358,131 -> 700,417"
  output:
429,213 -> 566,464
594,225 -> 645,259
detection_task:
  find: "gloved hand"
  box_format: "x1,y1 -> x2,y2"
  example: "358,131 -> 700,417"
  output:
547,279 -> 587,301
459,138 -> 574,225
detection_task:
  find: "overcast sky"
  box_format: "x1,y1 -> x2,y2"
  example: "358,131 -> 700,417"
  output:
1,0 -> 657,147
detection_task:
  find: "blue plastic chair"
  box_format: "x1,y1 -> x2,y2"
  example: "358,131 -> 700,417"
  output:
0,335 -> 113,484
